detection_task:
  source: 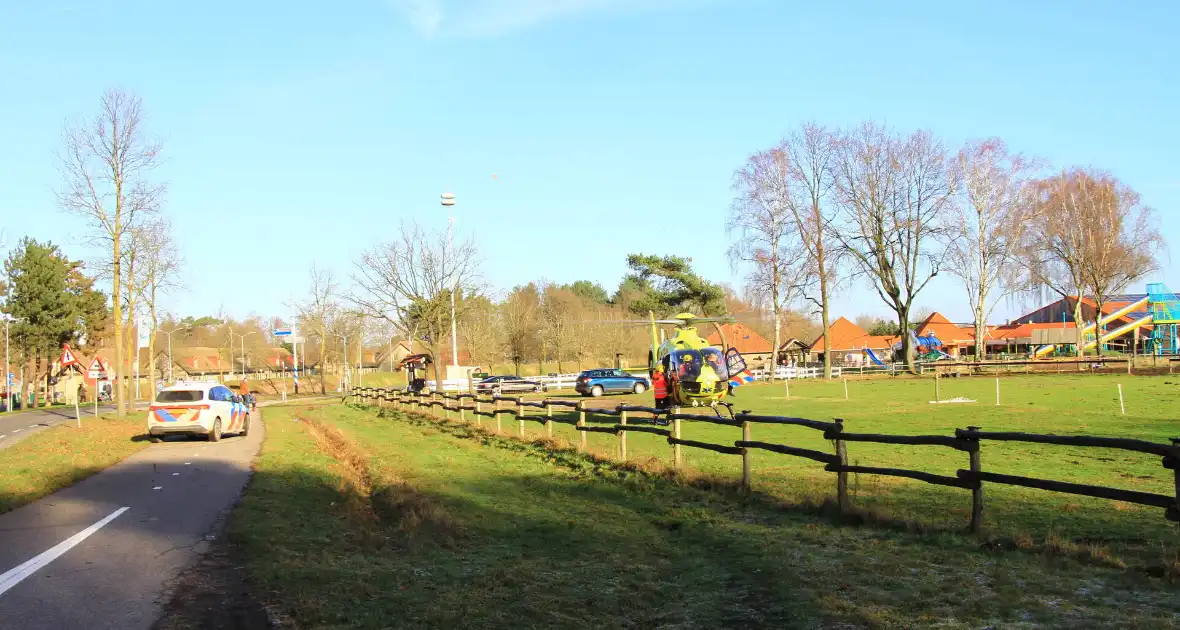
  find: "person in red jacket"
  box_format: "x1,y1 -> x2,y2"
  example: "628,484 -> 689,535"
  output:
651,365 -> 669,410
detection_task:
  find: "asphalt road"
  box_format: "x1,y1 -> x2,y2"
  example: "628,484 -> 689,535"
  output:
0,412 -> 264,629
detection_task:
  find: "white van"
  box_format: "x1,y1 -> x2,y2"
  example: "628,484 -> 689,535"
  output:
147,381 -> 251,442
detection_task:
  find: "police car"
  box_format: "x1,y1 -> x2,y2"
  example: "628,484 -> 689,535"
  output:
147,381 -> 251,442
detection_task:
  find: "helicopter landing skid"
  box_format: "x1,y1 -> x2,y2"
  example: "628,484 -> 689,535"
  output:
710,400 -> 736,419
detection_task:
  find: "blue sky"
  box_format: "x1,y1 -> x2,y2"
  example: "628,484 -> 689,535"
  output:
1,0 -> 1177,326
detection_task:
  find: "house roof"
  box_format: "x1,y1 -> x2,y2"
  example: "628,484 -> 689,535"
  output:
778,338 -> 809,350
915,312 -> 975,344
705,323 -> 772,354
808,317 -> 897,352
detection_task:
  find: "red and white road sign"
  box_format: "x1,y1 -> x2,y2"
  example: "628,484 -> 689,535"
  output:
60,344 -> 79,368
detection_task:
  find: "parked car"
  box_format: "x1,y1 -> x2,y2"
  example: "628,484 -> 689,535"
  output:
575,369 -> 650,397
147,381 -> 251,443
475,375 -> 546,394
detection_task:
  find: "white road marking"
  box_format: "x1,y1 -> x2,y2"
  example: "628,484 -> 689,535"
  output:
27,424 -> 35,428
0,507 -> 129,597
153,486 -> 162,490
183,462 -> 190,465
171,472 -> 179,476
12,429 -> 20,434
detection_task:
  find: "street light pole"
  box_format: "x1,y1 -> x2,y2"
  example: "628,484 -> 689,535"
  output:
231,331 -> 258,382
441,193 -> 459,368
158,328 -> 180,384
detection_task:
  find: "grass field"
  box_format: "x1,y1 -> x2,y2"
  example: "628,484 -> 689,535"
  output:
492,374 -> 1180,565
0,415 -> 148,514
232,403 -> 1179,628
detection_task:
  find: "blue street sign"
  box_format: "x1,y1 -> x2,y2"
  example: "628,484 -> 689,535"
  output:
273,328 -> 292,337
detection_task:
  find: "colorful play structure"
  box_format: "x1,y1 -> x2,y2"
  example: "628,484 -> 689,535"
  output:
1032,283 -> 1180,358
868,331 -> 953,365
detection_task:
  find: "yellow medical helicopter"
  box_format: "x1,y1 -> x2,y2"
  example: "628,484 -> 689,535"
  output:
645,312 -> 748,409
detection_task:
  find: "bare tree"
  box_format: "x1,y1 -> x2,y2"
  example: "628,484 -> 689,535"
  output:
539,284 -> 581,373
501,284 -> 541,375
1077,174 -> 1163,354
1019,169 -> 1101,356
138,218 -> 181,386
945,139 -> 1036,360
299,264 -> 338,394
781,123 -> 841,377
730,147 -> 807,375
350,222 -> 479,388
458,294 -> 502,368
57,89 -> 164,418
832,123 -> 956,372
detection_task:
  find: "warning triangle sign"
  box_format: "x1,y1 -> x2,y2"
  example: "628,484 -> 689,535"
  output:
88,357 -> 105,373
60,344 -> 79,367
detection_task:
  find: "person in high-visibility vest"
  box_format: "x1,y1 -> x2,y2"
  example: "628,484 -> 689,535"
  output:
651,365 -> 669,409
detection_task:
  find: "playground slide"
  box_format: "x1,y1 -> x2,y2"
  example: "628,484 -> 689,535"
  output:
865,348 -> 885,366
1033,295 -> 1149,357
1080,313 -> 1154,351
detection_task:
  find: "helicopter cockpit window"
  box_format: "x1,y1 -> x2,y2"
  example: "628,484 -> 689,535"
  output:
700,347 -> 728,379
670,349 -> 704,382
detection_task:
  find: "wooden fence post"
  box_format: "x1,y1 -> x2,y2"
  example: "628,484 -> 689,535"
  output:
495,398 -> 502,434
577,401 -> 587,452
672,407 -> 681,468
833,418 -> 849,511
619,409 -> 628,460
518,400 -> 525,438
545,402 -> 553,438
966,425 -> 984,534
459,401 -> 466,423
741,420 -> 751,492
1170,438 -> 1179,521
934,372 -> 940,403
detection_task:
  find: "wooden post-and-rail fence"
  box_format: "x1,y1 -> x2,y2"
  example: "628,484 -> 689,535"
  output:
348,386 -> 1180,534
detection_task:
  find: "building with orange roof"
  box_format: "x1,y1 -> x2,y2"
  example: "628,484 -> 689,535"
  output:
705,322 -> 774,365
913,312 -> 978,358
806,317 -> 898,365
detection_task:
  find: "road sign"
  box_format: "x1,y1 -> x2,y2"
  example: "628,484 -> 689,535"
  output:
287,336 -> 305,344
273,328 -> 292,337
60,344 -> 79,368
87,357 -> 107,380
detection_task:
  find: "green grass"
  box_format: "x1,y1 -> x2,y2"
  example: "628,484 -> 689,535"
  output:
0,415 -> 149,514
490,374 -> 1180,563
232,403 -> 1180,628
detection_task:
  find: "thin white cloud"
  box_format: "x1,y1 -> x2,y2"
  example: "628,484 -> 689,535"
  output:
387,0 -> 687,38
390,0 -> 444,35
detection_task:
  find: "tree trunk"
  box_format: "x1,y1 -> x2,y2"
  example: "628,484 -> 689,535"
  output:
898,306 -> 916,373
31,356 -> 40,409
817,240 -> 832,379
1093,298 -> 1106,357
771,305 -> 781,379
112,235 -> 125,419
974,296 -> 987,362
430,342 -> 444,389
1072,298 -> 1086,358
318,335 -> 327,394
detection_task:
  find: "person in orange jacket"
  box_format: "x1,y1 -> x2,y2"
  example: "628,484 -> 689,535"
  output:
651,365 -> 669,410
